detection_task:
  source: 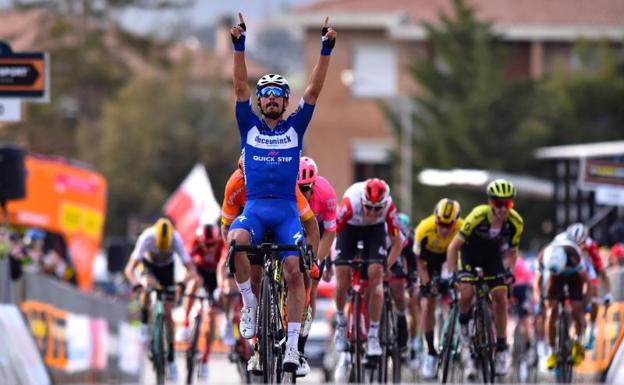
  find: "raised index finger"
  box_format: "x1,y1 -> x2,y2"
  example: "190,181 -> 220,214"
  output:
323,16 -> 329,27
238,12 -> 245,24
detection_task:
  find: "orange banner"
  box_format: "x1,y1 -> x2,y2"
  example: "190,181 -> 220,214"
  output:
2,154 -> 107,290
577,302 -> 624,374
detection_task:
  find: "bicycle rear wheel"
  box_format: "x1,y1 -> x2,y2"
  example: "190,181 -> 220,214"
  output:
474,305 -> 493,383
153,314 -> 167,385
186,313 -> 202,384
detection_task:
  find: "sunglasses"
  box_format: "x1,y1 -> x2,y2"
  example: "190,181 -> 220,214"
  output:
299,183 -> 313,193
258,86 -> 286,98
363,203 -> 385,211
491,199 -> 514,209
436,221 -> 455,229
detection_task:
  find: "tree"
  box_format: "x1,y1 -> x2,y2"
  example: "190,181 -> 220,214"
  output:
532,41 -> 624,145
391,0 -> 547,244
97,67 -> 238,235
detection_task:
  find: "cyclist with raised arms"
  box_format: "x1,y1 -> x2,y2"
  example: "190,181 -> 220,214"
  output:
537,236 -> 589,369
414,198 -> 463,379
447,179 -> 523,379
295,156 -> 337,376
220,157 -> 320,373
333,178 -> 402,357
228,12 -> 335,371
124,217 -> 197,381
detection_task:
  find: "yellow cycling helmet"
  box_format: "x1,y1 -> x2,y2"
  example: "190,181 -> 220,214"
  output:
154,218 -> 173,253
486,179 -> 516,199
434,198 -> 461,225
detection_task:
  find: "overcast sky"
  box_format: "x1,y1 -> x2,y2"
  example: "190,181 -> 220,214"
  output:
0,0 -> 318,33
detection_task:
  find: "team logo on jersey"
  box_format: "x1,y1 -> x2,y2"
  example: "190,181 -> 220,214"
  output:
247,126 -> 299,150
378,246 -> 388,257
293,231 -> 304,244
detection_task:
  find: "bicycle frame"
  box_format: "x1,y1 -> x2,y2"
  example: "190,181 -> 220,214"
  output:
146,286 -> 170,385
228,241 -> 305,384
438,282 -> 461,384
346,242 -> 367,384
184,292 -> 210,385
556,285 -> 573,383
468,268 -> 497,384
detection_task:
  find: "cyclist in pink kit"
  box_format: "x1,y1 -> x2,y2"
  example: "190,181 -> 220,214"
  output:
295,156 -> 338,376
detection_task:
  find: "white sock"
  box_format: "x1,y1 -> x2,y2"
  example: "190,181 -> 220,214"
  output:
368,321 -> 380,338
287,322 -> 301,350
236,279 -> 257,308
336,310 -> 346,326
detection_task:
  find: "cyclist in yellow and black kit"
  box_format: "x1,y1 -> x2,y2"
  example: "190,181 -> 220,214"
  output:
447,179 -> 523,379
414,198 -> 463,379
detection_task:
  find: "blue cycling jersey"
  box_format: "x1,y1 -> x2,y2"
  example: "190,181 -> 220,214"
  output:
235,98 -> 314,201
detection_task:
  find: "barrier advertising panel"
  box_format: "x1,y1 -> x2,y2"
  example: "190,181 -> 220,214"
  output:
2,154 -> 107,289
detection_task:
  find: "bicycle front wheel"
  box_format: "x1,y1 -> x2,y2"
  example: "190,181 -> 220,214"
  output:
481,302 -> 496,383
153,314 -> 167,385
260,275 -> 275,383
353,293 -> 363,383
558,308 -> 573,383
186,314 -> 201,385
440,305 -> 458,383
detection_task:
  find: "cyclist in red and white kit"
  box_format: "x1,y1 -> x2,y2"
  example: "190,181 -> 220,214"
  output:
295,156 -> 337,375
333,178 -> 402,357
178,223 -> 230,379
556,223 -> 612,349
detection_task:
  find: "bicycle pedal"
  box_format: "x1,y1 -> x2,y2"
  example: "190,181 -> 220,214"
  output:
283,362 -> 298,373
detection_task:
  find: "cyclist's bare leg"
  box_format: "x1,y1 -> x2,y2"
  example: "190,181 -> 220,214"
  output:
457,282 -> 475,314
367,263 -> 384,324
544,299 -> 559,348
228,229 -> 257,309
139,275 -> 156,325
164,300 -> 176,362
221,277 -> 238,322
202,305 -> 218,363
570,300 -> 586,341
408,292 -> 420,337
229,229 -> 251,283
183,277 -> 200,328
310,279 -> 319,319
250,265 -> 262,301
389,280 -> 406,312
421,296 -> 436,336
491,287 -> 508,340
335,265 -> 352,313
284,255 -> 305,352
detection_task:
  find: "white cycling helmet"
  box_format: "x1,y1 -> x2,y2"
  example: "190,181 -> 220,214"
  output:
565,222 -> 588,245
543,245 -> 567,275
256,73 -> 290,97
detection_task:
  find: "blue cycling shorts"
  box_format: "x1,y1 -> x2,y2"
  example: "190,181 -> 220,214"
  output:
229,198 -> 304,261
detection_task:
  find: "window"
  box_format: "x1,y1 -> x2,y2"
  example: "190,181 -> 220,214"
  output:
352,43 -> 397,98
352,139 -> 393,183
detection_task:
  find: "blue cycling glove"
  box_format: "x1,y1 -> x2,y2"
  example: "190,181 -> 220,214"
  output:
321,26 -> 335,56
231,22 -> 247,52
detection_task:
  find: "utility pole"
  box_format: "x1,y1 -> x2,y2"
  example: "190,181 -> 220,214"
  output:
400,98 -> 413,216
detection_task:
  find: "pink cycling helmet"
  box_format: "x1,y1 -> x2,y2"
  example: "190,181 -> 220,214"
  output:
298,156 -> 318,186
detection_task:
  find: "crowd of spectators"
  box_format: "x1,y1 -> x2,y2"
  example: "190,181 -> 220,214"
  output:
0,226 -> 76,285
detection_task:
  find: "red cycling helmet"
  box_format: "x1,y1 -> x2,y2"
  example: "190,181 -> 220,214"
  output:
197,223 -> 221,246
363,178 -> 389,206
298,156 -> 318,186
